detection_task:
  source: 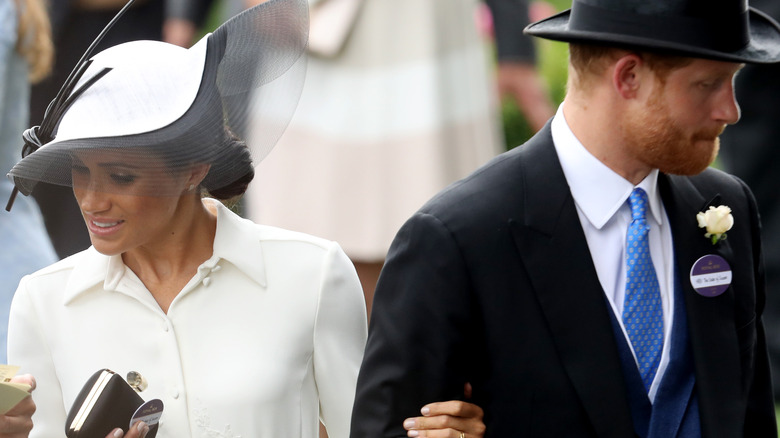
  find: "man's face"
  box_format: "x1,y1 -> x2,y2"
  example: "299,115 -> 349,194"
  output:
622,58 -> 743,175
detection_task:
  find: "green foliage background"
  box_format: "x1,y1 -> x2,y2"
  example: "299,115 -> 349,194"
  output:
501,0 -> 571,150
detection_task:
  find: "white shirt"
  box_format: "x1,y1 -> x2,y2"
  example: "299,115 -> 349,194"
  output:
8,199 -> 367,438
551,106 -> 675,401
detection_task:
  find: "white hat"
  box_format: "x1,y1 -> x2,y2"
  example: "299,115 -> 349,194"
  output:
7,0 -> 308,207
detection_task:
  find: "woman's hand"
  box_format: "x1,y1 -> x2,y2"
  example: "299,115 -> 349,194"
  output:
104,421 -> 149,438
402,384 -> 485,438
0,374 -> 36,438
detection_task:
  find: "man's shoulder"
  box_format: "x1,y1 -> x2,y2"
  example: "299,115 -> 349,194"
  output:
669,166 -> 749,199
420,128 -> 555,219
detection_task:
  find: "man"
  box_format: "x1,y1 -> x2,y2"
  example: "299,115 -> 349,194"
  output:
351,0 -> 780,437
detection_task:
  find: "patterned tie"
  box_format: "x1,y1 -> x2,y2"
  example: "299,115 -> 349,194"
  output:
623,187 -> 663,392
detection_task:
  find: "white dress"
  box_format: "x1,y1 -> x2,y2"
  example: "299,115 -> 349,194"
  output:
7,199 -> 367,438
246,0 -> 503,261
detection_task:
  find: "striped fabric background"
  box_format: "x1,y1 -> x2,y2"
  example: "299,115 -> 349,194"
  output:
247,0 -> 503,261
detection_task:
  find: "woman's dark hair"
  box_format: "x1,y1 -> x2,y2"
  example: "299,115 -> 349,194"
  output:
201,129 -> 255,200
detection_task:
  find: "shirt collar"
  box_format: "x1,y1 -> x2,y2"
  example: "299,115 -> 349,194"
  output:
64,198 -> 267,305
62,248 -> 111,304
207,198 -> 267,288
551,104 -> 664,229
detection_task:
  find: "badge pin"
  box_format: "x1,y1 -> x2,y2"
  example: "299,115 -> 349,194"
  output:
690,254 -> 732,297
130,399 -> 164,436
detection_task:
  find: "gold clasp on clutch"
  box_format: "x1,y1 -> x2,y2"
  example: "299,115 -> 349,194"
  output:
126,371 -> 148,392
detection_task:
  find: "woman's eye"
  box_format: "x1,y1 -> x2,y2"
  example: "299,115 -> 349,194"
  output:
110,173 -> 136,185
72,165 -> 89,175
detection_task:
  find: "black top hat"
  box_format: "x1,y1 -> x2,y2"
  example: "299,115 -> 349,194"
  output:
524,0 -> 780,64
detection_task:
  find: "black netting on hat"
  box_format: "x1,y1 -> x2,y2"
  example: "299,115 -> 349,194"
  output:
8,0 -> 308,199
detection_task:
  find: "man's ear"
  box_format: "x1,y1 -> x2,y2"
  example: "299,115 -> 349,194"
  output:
612,54 -> 644,99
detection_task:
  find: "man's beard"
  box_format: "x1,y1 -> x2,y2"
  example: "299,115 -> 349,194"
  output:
622,93 -> 724,176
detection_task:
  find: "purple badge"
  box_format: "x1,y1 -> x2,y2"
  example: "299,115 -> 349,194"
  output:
130,399 -> 164,435
689,254 -> 732,297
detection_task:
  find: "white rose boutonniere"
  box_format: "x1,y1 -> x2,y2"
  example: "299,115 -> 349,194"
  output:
696,205 -> 734,245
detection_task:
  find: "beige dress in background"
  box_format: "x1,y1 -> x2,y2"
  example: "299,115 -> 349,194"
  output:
246,0 -> 503,261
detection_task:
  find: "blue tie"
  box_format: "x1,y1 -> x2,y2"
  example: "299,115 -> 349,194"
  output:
623,188 -> 663,392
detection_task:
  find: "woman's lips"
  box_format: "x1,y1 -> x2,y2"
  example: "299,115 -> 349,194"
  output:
86,217 -> 124,236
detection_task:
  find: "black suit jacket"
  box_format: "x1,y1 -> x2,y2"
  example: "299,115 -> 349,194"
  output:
351,124 -> 775,437
719,0 -> 780,399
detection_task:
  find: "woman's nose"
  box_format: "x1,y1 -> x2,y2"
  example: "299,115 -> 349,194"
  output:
75,182 -> 110,213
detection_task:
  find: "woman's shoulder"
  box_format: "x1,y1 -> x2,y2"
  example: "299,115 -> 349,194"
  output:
37,245 -> 102,269
256,222 -> 338,249
17,247 -> 107,295
240,220 -> 349,265
216,200 -> 342,253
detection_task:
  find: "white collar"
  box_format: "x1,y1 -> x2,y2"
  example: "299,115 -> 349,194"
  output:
551,104 -> 664,229
63,198 -> 267,305
207,198 -> 267,288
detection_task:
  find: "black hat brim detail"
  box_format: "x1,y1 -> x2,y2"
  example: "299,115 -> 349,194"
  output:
525,7 -> 780,64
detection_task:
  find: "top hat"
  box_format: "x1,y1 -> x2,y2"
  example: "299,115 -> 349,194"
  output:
524,0 -> 780,64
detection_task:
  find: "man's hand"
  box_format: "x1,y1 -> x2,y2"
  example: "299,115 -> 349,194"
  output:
0,375 -> 36,438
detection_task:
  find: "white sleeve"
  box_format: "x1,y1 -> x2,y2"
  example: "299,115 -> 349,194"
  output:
312,243 -> 367,438
7,276 -> 68,438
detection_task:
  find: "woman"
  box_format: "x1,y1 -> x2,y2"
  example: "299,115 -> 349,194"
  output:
2,1 -> 485,437
28,0 -> 214,260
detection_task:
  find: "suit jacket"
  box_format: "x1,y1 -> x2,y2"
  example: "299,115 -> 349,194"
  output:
719,0 -> 780,398
351,123 -> 775,437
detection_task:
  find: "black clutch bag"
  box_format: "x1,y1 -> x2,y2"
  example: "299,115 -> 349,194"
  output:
65,369 -> 162,438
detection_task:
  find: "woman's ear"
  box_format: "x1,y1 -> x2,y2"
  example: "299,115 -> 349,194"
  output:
186,164 -> 211,191
612,53 -> 644,99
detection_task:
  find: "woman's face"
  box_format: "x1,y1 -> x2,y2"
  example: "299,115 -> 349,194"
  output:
71,149 -> 196,256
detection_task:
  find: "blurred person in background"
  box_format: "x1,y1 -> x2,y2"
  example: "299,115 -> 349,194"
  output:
0,0 -> 58,363
29,0 -> 215,260
243,0 -> 554,315
720,0 -> 780,402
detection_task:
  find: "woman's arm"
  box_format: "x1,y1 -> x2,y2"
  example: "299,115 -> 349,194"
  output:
403,400 -> 485,438
403,383 -> 485,438
313,243 -> 368,438
7,278 -> 67,438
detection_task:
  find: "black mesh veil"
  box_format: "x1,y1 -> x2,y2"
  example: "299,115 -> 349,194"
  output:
7,0 -> 308,203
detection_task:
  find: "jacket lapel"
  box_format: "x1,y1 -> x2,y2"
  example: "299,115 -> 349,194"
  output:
508,128 -> 635,436
658,174 -> 742,438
